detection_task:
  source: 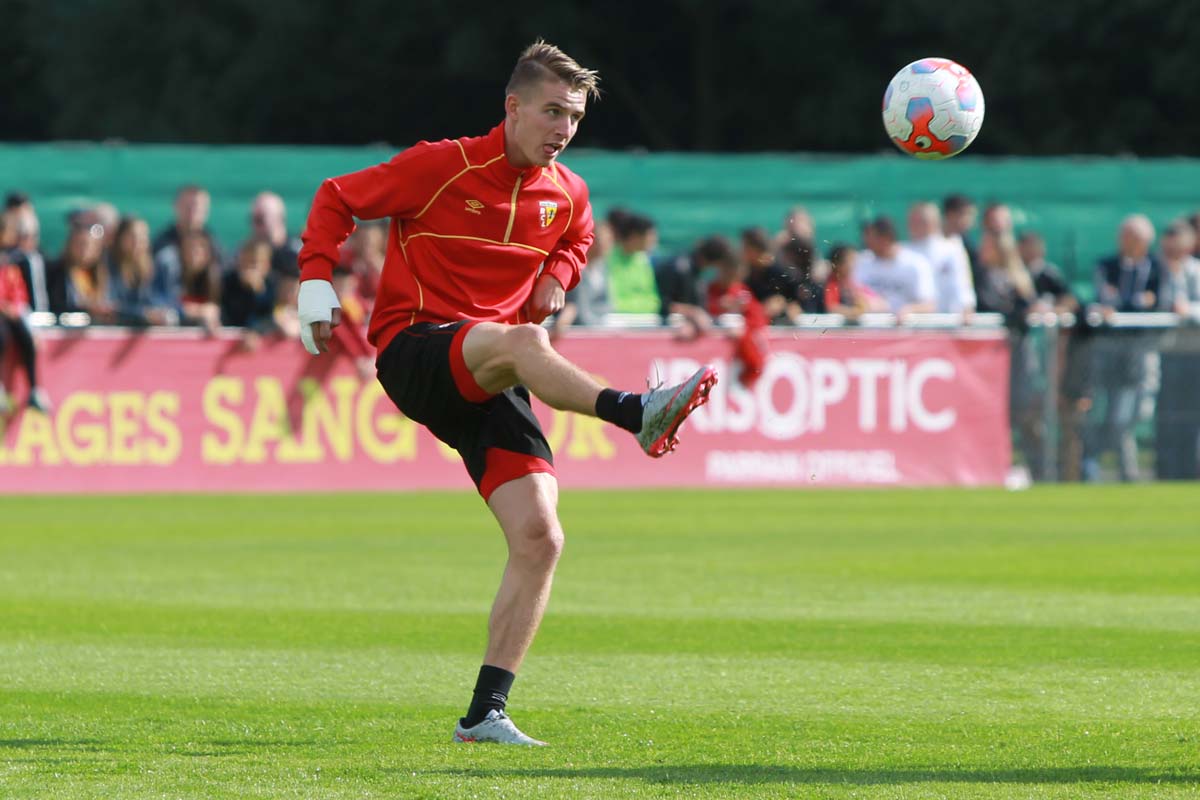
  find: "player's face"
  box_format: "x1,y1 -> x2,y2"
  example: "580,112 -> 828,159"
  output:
507,78 -> 587,168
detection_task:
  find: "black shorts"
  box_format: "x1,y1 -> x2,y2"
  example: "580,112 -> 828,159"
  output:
375,321 -> 554,500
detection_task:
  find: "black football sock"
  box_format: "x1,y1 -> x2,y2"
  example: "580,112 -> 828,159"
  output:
595,388 -> 644,434
461,664 -> 516,728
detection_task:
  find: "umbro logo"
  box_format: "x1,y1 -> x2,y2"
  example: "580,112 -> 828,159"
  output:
464,199 -> 484,215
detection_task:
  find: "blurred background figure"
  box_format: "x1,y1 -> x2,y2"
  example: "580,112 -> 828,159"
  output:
740,226 -> 796,323
330,264 -> 375,379
942,193 -> 981,294
343,222 -> 387,310
776,205 -> 815,248
0,229 -> 49,412
1018,231 -> 1078,313
823,243 -> 886,320
554,219 -> 613,339
154,184 -> 224,279
856,216 -> 934,320
175,230 -> 222,334
221,239 -> 276,349
248,191 -> 302,280
777,236 -> 824,317
4,195 -> 50,314
47,222 -> 112,321
1156,219 -> 1200,315
606,208 -> 660,315
106,215 -> 177,326
701,235 -> 768,387
904,200 -> 975,315
1084,215 -> 1162,482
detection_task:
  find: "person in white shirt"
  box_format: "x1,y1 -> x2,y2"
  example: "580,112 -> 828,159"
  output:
903,201 -> 976,314
856,216 -> 936,318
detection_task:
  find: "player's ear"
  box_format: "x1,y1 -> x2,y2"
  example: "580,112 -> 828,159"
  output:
504,93 -> 520,119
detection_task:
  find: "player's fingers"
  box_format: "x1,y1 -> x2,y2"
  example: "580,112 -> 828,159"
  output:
330,307 -> 342,328
300,322 -> 320,355
316,321 -> 331,353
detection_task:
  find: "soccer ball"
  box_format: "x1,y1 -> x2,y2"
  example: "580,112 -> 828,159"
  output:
882,58 -> 984,159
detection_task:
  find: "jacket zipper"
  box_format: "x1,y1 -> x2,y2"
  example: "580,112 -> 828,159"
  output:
502,176 -> 520,243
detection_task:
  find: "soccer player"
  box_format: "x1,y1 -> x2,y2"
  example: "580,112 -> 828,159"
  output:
296,41 -> 715,746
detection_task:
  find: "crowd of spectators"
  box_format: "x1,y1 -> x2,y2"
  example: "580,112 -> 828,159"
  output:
3,183 -> 1200,480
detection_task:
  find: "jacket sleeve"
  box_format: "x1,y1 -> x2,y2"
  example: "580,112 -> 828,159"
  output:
298,141 -> 460,283
541,193 -> 594,293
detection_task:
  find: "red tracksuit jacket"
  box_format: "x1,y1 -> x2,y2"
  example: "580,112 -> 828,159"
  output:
298,122 -> 594,352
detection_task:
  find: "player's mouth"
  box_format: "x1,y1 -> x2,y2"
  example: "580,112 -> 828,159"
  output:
542,143 -> 564,159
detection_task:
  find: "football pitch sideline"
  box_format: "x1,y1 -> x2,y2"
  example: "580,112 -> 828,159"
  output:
1,485 -> 1197,799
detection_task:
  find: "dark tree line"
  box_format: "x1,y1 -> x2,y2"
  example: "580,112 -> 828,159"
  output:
2,0 -> 1198,155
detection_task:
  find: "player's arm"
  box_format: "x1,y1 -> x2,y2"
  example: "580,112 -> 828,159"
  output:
297,142 -> 458,353
525,199 -> 595,324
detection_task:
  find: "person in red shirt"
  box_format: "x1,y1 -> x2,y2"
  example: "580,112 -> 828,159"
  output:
701,237 -> 770,388
296,40 -> 715,746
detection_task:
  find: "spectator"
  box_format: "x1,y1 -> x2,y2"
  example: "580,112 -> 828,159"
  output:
942,193 -> 982,295
554,219 -> 613,337
1156,220 -> 1200,315
176,230 -> 222,333
343,222 -> 387,308
46,223 -> 112,320
4,197 -> 50,314
904,201 -> 975,314
0,246 -> 49,412
248,191 -> 302,279
1018,231 -> 1078,313
153,184 -> 223,283
605,209 -> 660,314
740,226 -> 797,321
776,205 -> 816,250
855,216 -> 935,319
220,240 -> 276,340
330,265 -> 375,379
272,274 -> 301,340
823,243 -> 887,320
1083,214 -> 1162,482
777,237 -> 824,315
1189,212 -> 1200,259
982,202 -> 1014,236
77,202 -> 120,254
106,215 -> 177,326
975,230 -> 1036,321
701,235 -> 769,388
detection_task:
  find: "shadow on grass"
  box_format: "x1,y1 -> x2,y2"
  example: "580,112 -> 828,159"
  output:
434,765 -> 1199,786
0,739 -> 104,749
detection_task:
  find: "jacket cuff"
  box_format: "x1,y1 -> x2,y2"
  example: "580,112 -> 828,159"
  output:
299,256 -> 335,283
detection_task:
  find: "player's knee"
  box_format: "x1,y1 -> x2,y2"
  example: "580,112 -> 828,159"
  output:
513,516 -> 564,569
507,323 -> 551,354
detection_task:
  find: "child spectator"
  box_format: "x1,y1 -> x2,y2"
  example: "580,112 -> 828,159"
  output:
606,208 -> 660,314
823,243 -> 886,320
343,222 -> 387,310
106,215 -> 177,326
740,226 -> 797,322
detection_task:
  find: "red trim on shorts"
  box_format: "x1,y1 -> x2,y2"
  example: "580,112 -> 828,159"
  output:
449,321 -> 495,403
479,448 -> 556,502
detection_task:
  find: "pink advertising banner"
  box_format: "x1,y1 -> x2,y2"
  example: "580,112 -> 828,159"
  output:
0,328 -> 1011,493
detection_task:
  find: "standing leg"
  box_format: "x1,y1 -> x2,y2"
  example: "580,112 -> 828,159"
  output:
455,472 -> 561,746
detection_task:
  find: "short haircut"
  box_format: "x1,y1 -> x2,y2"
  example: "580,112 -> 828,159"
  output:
694,235 -> 736,266
5,191 -> 30,210
176,184 -> 207,199
740,226 -> 772,253
827,242 -> 854,266
1017,230 -> 1044,245
942,193 -> 974,214
866,216 -> 897,240
506,40 -> 600,101
609,209 -> 654,240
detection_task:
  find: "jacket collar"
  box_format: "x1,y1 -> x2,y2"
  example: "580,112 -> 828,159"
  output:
484,122 -> 543,184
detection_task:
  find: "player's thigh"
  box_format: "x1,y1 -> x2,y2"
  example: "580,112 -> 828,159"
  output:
487,472 -> 563,565
461,322 -> 550,395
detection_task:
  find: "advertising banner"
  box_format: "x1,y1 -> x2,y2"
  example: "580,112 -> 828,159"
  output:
0,329 -> 1010,493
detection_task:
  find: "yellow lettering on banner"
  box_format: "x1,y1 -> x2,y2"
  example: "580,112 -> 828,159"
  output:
145,392 -> 182,465
283,377 -> 357,463
108,391 -> 144,465
356,381 -> 416,462
56,392 -> 106,466
243,377 -> 290,464
202,377 -> 245,464
565,413 -> 616,460
9,410 -> 62,466
543,408 -> 569,452
276,380 -> 321,463
438,439 -> 459,461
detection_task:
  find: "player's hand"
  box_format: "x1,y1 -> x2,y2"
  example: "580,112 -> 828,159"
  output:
298,279 -> 342,355
524,273 -> 565,324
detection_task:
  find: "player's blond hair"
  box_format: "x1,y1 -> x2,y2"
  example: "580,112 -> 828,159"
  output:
506,40 -> 600,102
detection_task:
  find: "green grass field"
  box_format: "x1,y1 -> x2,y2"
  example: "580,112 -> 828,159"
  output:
1,486 -> 1198,799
